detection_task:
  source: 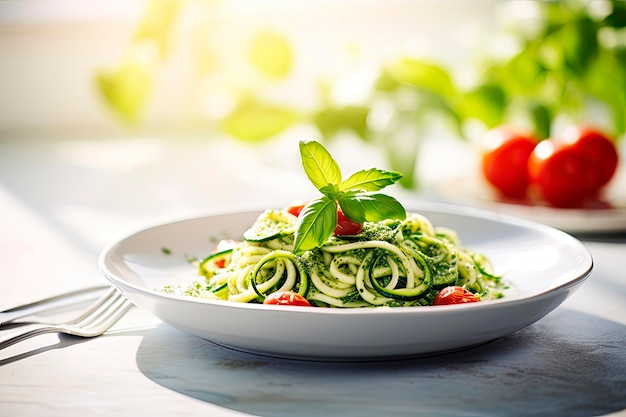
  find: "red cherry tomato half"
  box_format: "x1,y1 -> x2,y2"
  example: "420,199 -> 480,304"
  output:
263,291 -> 311,306
286,201 -> 307,217
287,201 -> 363,235
334,210 -> 363,236
562,126 -> 619,190
481,127 -> 539,199
528,140 -> 595,208
432,286 -> 480,305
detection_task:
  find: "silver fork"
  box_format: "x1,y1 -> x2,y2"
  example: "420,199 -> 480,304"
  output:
0,285 -> 110,326
0,287 -> 133,350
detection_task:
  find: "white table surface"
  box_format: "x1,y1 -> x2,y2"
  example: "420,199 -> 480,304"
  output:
0,133 -> 625,417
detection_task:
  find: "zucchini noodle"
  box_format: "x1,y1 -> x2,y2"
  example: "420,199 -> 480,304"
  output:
164,209 -> 505,307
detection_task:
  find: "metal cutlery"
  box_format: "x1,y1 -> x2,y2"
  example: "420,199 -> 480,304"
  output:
0,287 -> 132,350
0,284 -> 110,326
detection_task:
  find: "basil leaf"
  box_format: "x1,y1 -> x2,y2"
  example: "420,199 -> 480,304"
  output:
341,168 -> 403,192
319,184 -> 342,200
299,140 -> 342,191
293,196 -> 337,255
295,140 -> 407,253
338,193 -> 406,223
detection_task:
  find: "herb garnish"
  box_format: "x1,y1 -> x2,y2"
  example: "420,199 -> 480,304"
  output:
293,140 -> 406,255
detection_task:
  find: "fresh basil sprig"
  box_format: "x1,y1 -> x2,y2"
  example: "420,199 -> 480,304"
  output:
293,140 -> 406,255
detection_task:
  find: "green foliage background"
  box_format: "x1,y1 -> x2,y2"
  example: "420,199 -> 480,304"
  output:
98,0 -> 626,189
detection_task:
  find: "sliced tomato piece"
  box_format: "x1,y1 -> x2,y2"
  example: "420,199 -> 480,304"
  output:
286,201 -> 307,217
263,291 -> 311,306
334,210 -> 363,236
432,286 -> 480,305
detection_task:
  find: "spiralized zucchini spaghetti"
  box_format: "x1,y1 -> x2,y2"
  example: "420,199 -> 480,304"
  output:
164,207 -> 505,307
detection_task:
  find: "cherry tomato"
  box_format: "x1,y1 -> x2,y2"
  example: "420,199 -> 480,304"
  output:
286,201 -> 307,217
433,286 -> 480,305
263,291 -> 311,306
481,127 -> 539,199
562,126 -> 619,190
527,139 -> 595,208
334,210 -> 363,236
288,200 -> 363,235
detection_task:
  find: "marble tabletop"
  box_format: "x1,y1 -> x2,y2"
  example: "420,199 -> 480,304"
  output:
0,133 -> 624,417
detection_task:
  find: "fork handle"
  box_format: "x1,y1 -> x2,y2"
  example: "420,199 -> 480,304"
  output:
0,325 -> 59,350
0,285 -> 109,326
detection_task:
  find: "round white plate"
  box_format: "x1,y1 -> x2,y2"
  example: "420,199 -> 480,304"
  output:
99,202 -> 593,361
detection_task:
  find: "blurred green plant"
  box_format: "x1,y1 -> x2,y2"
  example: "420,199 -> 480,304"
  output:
372,0 -> 626,142
221,96 -> 297,142
97,0 -> 625,188
98,0 -> 180,123
468,0 -> 626,139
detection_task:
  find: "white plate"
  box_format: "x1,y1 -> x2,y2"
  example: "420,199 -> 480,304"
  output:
99,202 -> 593,361
435,175 -> 626,234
